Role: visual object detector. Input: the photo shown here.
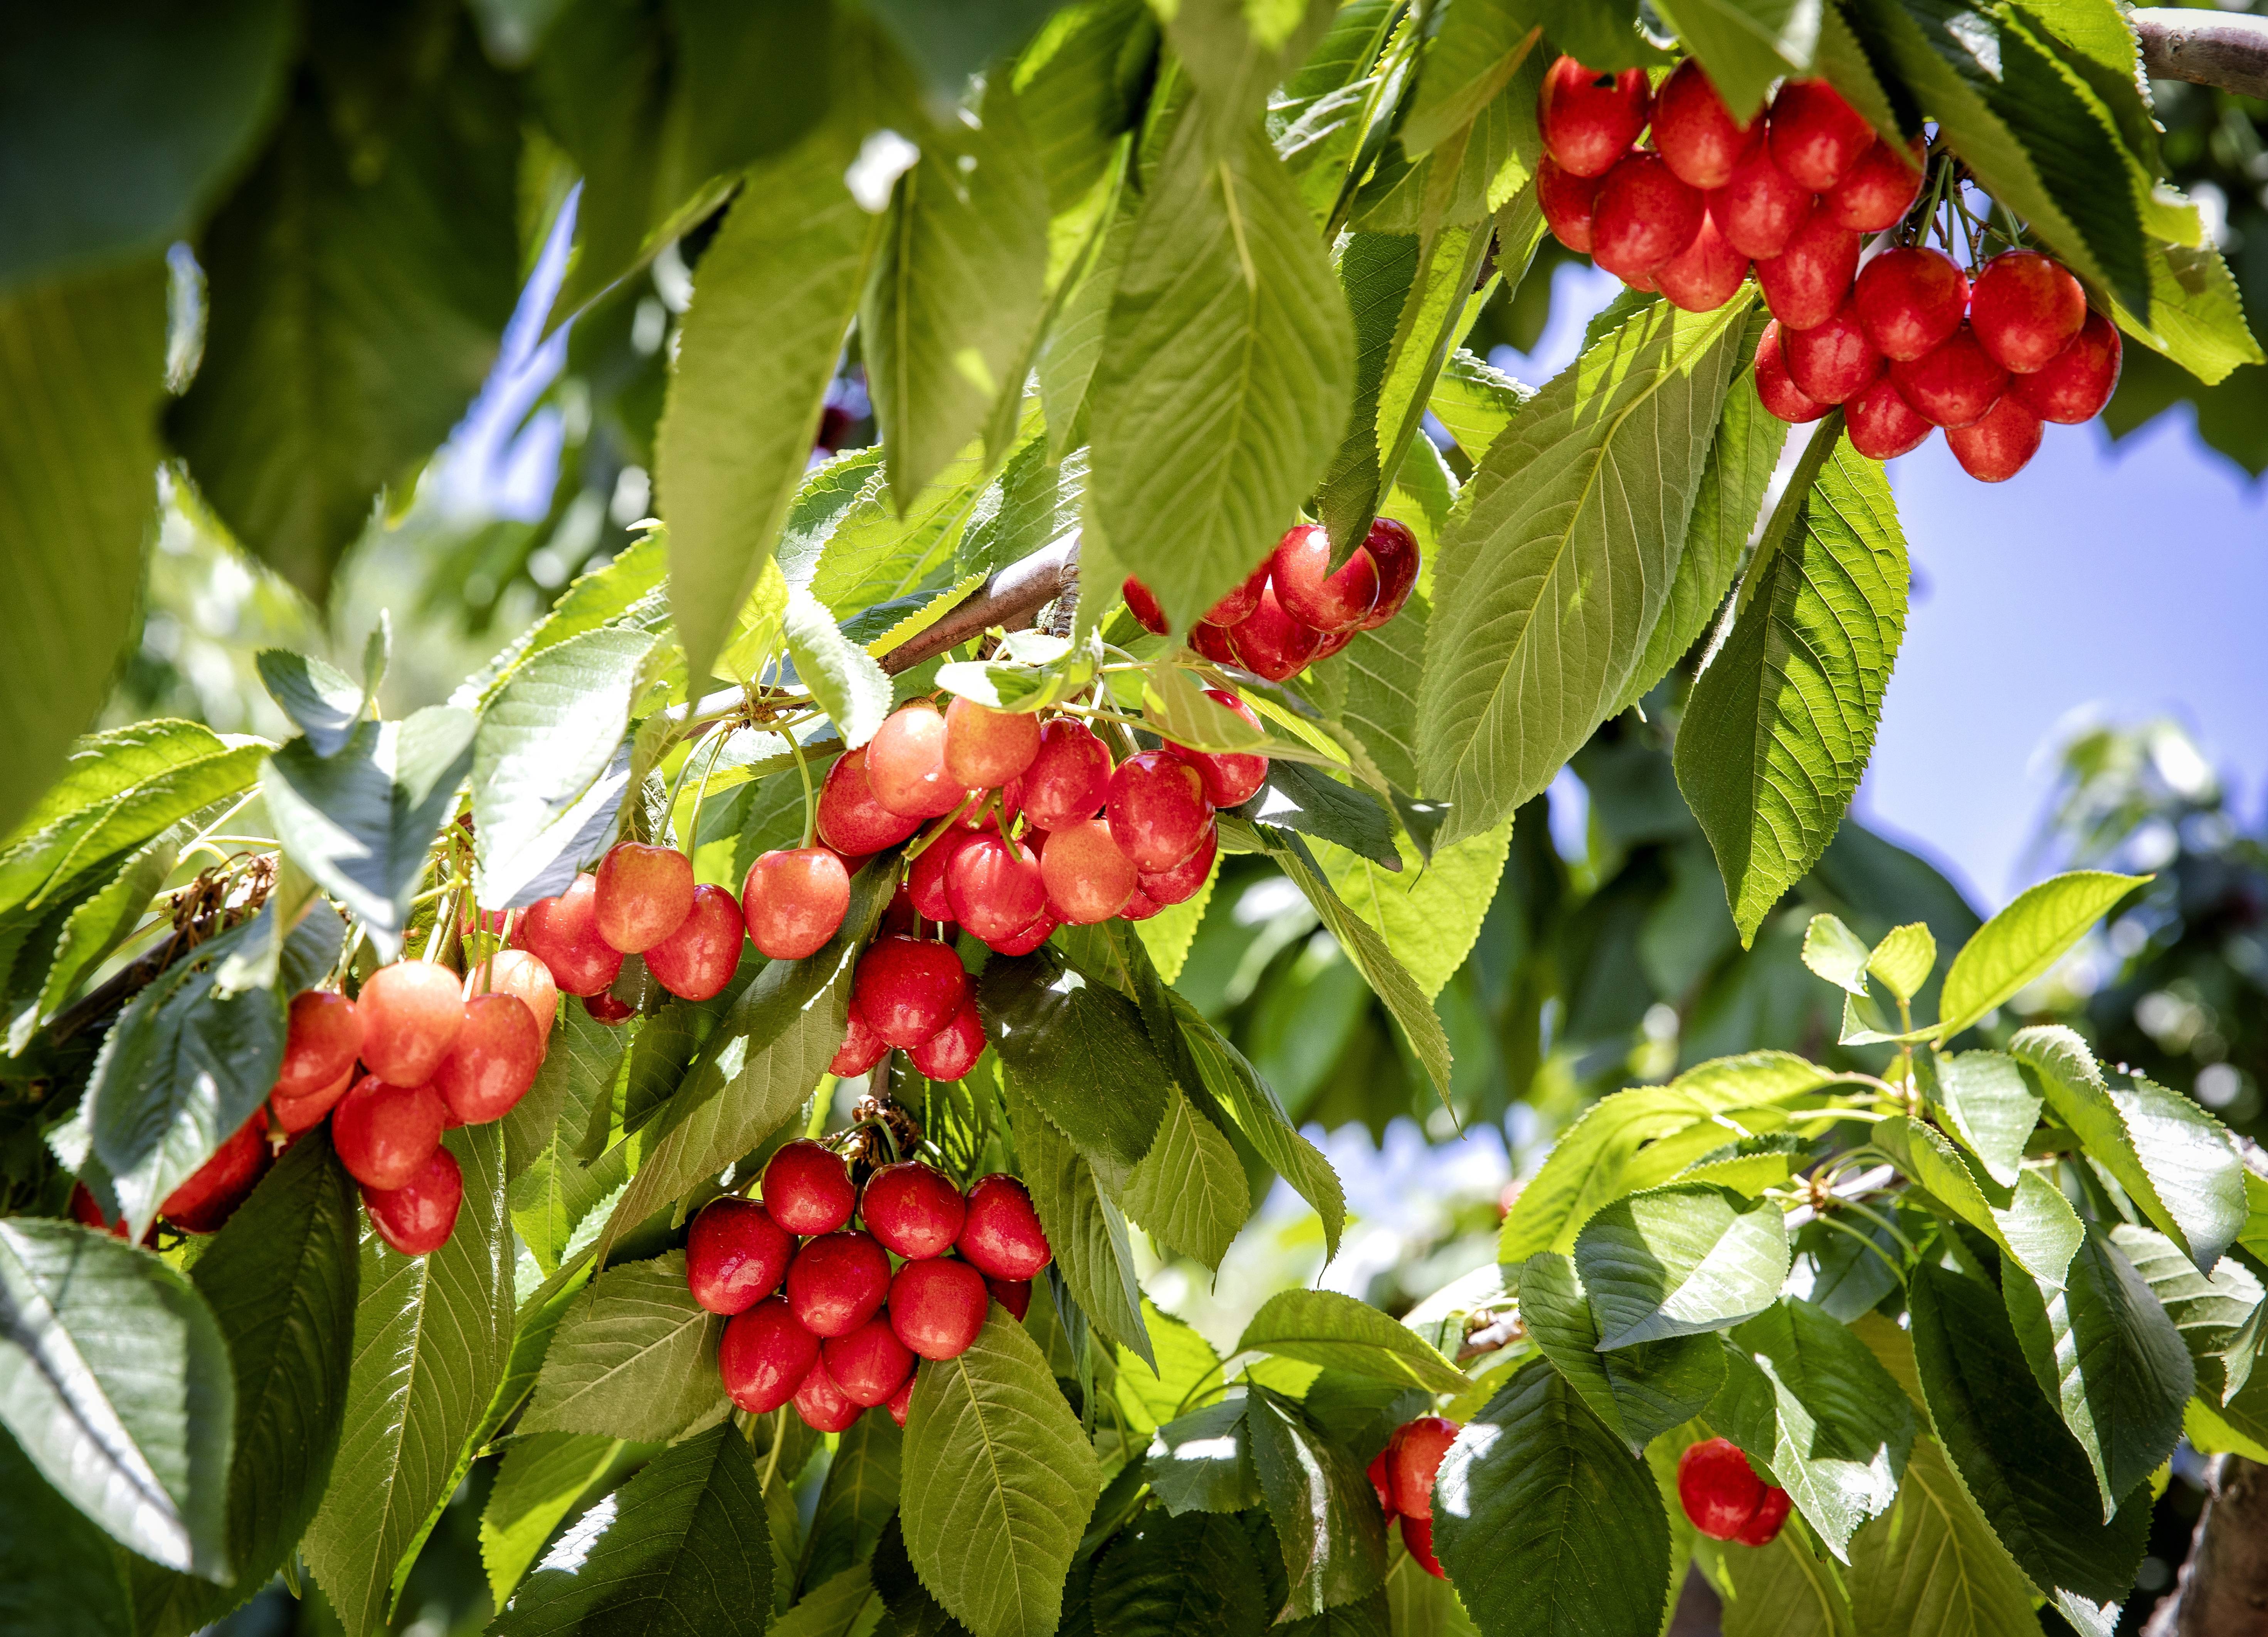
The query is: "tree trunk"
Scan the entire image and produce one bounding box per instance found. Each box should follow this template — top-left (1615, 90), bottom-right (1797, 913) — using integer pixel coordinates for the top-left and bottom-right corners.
top-left (2144, 1455), bottom-right (2268, 1637)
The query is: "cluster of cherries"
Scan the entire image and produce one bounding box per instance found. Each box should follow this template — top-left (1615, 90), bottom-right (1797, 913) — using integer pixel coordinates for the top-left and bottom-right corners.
top-left (1676, 1436), bottom-right (1792, 1546)
top-left (686, 1138), bottom-right (1051, 1431)
top-left (1370, 1413), bottom-right (1460, 1578)
top-left (1121, 517), bottom-right (1421, 682)
top-left (1536, 56), bottom-right (2120, 482)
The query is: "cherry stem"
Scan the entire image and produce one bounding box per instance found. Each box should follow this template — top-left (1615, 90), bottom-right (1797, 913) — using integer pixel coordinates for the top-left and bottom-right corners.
top-left (905, 792), bottom-right (983, 865)
top-left (1812, 1208), bottom-right (1909, 1282)
top-left (785, 724), bottom-right (818, 850)
top-left (683, 725), bottom-right (733, 858)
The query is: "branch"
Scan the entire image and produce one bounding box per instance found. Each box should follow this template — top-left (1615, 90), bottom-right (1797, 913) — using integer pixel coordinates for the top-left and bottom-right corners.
top-left (879, 533), bottom-right (1081, 676)
top-left (2142, 1454), bottom-right (2268, 1636)
top-left (2132, 9), bottom-right (2268, 99)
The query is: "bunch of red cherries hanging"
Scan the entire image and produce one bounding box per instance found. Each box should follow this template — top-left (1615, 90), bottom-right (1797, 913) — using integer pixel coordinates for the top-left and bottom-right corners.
top-left (686, 1137), bottom-right (1052, 1431)
top-left (1537, 55), bottom-right (2121, 482)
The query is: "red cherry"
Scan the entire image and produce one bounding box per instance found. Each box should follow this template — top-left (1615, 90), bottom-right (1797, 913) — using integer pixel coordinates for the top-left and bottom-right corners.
top-left (1188, 620), bottom-right (1240, 667)
top-left (1122, 576), bottom-right (1168, 634)
top-left (824, 1317), bottom-right (916, 1407)
top-left (909, 1001), bottom-right (986, 1081)
top-left (273, 1063), bottom-right (355, 1134)
top-left (957, 1174), bottom-right (1051, 1279)
top-left (431, 992), bottom-right (543, 1125)
top-left (946, 833), bottom-right (1048, 942)
top-left (1538, 156), bottom-right (1604, 253)
top-left (829, 998), bottom-right (889, 1077)
top-left (1678, 1437), bottom-right (1768, 1541)
top-left (1845, 375), bottom-right (1934, 460)
top-left (1710, 145), bottom-right (1813, 260)
top-left (987, 1277), bottom-right (1032, 1321)
top-left (1269, 524), bottom-right (1379, 635)
top-left (861, 1161), bottom-right (967, 1259)
top-left (720, 1296), bottom-right (820, 1414)
top-left (943, 696), bottom-right (1041, 788)
top-left (785, 1230), bottom-right (892, 1337)
top-left (584, 992), bottom-right (635, 1025)
top-left (1592, 152), bottom-right (1706, 282)
top-left (71, 1184), bottom-right (132, 1239)
top-left (274, 991), bottom-right (362, 1100)
top-left (1225, 586), bottom-right (1323, 681)
top-left (1016, 720), bottom-right (1114, 830)
top-left (1735, 1484), bottom-right (1794, 1546)
top-left (852, 935), bottom-right (968, 1047)
top-left (887, 1372), bottom-right (916, 1427)
top-left (1756, 206), bottom-right (1859, 332)
top-left (1821, 136), bottom-right (1922, 232)
top-left (1890, 324), bottom-right (2007, 428)
top-left (1039, 820), bottom-right (1139, 924)
top-left (762, 1138), bottom-right (857, 1235)
top-left (333, 1075), bottom-right (446, 1191)
top-left (907, 830), bottom-right (976, 923)
top-left (795, 1358), bottom-right (866, 1432)
top-left (984, 908), bottom-right (1058, 957)
top-left (1782, 300), bottom-right (1881, 404)
top-left (356, 960), bottom-right (467, 1085)
top-left (889, 1257), bottom-right (990, 1359)
top-left (1107, 751), bottom-right (1212, 873)
top-left (1537, 56), bottom-right (1651, 178)
top-left (817, 745), bottom-right (924, 855)
top-left (361, 1144), bottom-right (462, 1256)
top-left (1767, 79), bottom-right (1873, 190)
top-left (518, 874), bottom-right (625, 998)
top-left (2013, 310), bottom-right (2121, 423)
top-left (1400, 1514), bottom-right (1446, 1578)
top-left (1358, 518), bottom-right (1419, 630)
top-left (1945, 391), bottom-right (2043, 481)
top-left (593, 841), bottom-right (694, 953)
top-left (743, 848), bottom-right (851, 960)
top-left (1853, 246), bottom-right (1969, 361)
top-left (466, 949), bottom-right (558, 1039)
top-left (1969, 250), bottom-right (2087, 373)
top-left (1168, 690), bottom-right (1268, 808)
top-left (160, 1114), bottom-right (271, 1233)
top-left (1388, 1416), bottom-right (1459, 1521)
top-left (1204, 560), bottom-right (1272, 628)
top-left (687, 1196), bottom-right (794, 1314)
top-left (644, 883), bottom-right (745, 1001)
top-left (1368, 1450), bottom-right (1397, 1517)
top-left (1653, 213), bottom-right (1749, 314)
top-left (1137, 823), bottom-right (1217, 908)
top-left (1653, 59), bottom-right (1757, 190)
top-left (868, 703), bottom-right (970, 820)
top-left (1753, 321), bottom-right (1829, 424)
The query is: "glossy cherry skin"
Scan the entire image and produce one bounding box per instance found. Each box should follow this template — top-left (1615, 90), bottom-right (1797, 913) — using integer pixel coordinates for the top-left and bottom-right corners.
top-left (686, 1197), bottom-right (794, 1314)
top-left (785, 1230), bottom-right (892, 1338)
top-left (1853, 246), bottom-right (1970, 361)
top-left (1945, 392), bottom-right (2043, 482)
top-left (987, 1278), bottom-right (1032, 1321)
top-left (817, 745), bottom-right (925, 855)
top-left (1039, 820), bottom-right (1139, 924)
top-left (2013, 310), bottom-right (2120, 423)
top-left (1168, 690), bottom-right (1268, 808)
top-left (1710, 144), bottom-right (1813, 260)
top-left (1359, 518), bottom-right (1420, 629)
top-left (1753, 321), bottom-right (1830, 424)
top-left (943, 695), bottom-right (1041, 788)
top-left (1890, 324), bottom-right (2007, 428)
top-left (1016, 720), bottom-right (1114, 830)
top-left (1970, 250), bottom-right (2088, 373)
top-left (887, 1373), bottom-right (916, 1427)
top-left (946, 833), bottom-right (1049, 943)
top-left (1269, 524), bottom-right (1379, 634)
top-left (825, 1317), bottom-right (916, 1408)
top-left (957, 1174), bottom-right (1051, 1279)
top-left (1204, 560), bottom-right (1272, 628)
top-left (160, 1114), bottom-right (271, 1232)
top-left (273, 1063), bottom-right (355, 1134)
top-left (1844, 375), bottom-right (1934, 460)
top-left (762, 1138), bottom-right (857, 1235)
top-left (1107, 751), bottom-right (1212, 873)
top-left (585, 992), bottom-right (636, 1025)
top-left (744, 848), bottom-right (851, 960)
top-left (1821, 136), bottom-right (1922, 232)
top-left (1756, 207), bottom-right (1860, 332)
top-left (276, 990), bottom-right (362, 1100)
top-left (1188, 619), bottom-right (1240, 668)
top-left (431, 992), bottom-right (544, 1125)
top-left (644, 883), bottom-right (745, 1002)
top-left (468, 948), bottom-right (558, 1039)
top-left (911, 1000), bottom-right (986, 1079)
top-left (1388, 1416), bottom-right (1459, 1521)
top-left (720, 1296), bottom-right (821, 1414)
top-left (1782, 301), bottom-right (1881, 405)
top-left (829, 998), bottom-right (889, 1077)
top-left (1225, 586), bottom-right (1323, 681)
top-left (1735, 1484), bottom-right (1794, 1546)
top-left (1538, 156), bottom-right (1604, 253)
top-left (890, 1257), bottom-right (990, 1360)
top-left (862, 1161), bottom-right (967, 1259)
top-left (1678, 1437), bottom-right (1769, 1541)
top-left (333, 1076), bottom-right (447, 1192)
top-left (1138, 823), bottom-right (1217, 908)
top-left (854, 935), bottom-right (968, 1047)
top-left (867, 702), bottom-right (970, 820)
top-left (1768, 78), bottom-right (1873, 190)
top-left (593, 841), bottom-right (694, 953)
top-left (1369, 1451), bottom-right (1397, 1516)
top-left (794, 1357), bottom-right (865, 1432)
top-left (1592, 153), bottom-right (1706, 281)
top-left (357, 960), bottom-right (467, 1085)
top-left (1122, 576), bottom-right (1168, 634)
top-left (984, 908), bottom-right (1058, 958)
top-left (1653, 59), bottom-right (1756, 190)
top-left (1537, 56), bottom-right (1651, 178)
top-left (518, 874), bottom-right (625, 998)
top-left (1400, 1514), bottom-right (1445, 1578)
top-left (362, 1144), bottom-right (463, 1257)
top-left (1653, 213), bottom-right (1749, 314)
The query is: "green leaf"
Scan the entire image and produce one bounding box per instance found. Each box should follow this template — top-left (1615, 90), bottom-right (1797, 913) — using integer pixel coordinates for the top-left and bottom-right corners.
top-left (902, 1306), bottom-right (1103, 1637)
top-left (1425, 347), bottom-right (1533, 465)
top-left (492, 1424), bottom-right (772, 1635)
top-left (786, 584), bottom-right (895, 749)
top-left (0, 1423), bottom-right (137, 1637)
top-left (2112, 237), bottom-right (2265, 387)
top-left (256, 647), bottom-right (369, 758)
top-left (1145, 1396), bottom-right (1264, 1515)
top-left (1432, 1358), bottom-right (1671, 1637)
top-left (480, 1432), bottom-right (632, 1610)
top-left (2111, 1223), bottom-right (2265, 1403)
top-left (1115, 1299), bottom-right (1225, 1434)
top-left (800, 1409), bottom-right (903, 1593)
top-left (1872, 1114), bottom-right (2083, 1287)
top-left (303, 1124), bottom-right (513, 1637)
top-left (521, 1251), bottom-right (730, 1443)
top-left (1865, 922), bottom-right (1936, 1005)
top-left (1090, 1507), bottom-right (1274, 1637)
top-left (1122, 1083), bottom-right (1251, 1270)
top-left (0, 1218), bottom-right (233, 1578)
top-left (1235, 1289), bottom-right (1468, 1395)
top-left (1404, 0), bottom-right (1542, 155)
top-left (1801, 914), bottom-right (1874, 996)
top-left (1717, 1524), bottom-right (1858, 1637)
top-left (27, 826), bottom-right (183, 1039)
top-left (981, 954), bottom-right (1173, 1181)
top-left (1314, 817), bottom-right (1513, 1002)
top-left (1321, 590), bottom-right (1429, 797)
top-left (1088, 118), bottom-right (1354, 633)
top-left (1519, 1251), bottom-right (1725, 1454)
top-left (1007, 1074), bottom-right (1152, 1366)
top-left (1419, 294), bottom-right (1753, 847)
top-left (1928, 1051), bottom-right (2043, 1189)
top-left (1574, 1182), bottom-right (1790, 1350)
top-left (1844, 1436), bottom-right (2039, 1637)
top-left (777, 1563), bottom-right (884, 1637)
top-left (504, 992), bottom-right (632, 1187)
top-left (1934, 872), bottom-right (2143, 1039)
top-left (1653, 0), bottom-right (1824, 120)
top-left (0, 265), bottom-right (168, 838)
top-left (1246, 1383), bottom-right (1389, 1616)
top-left (1677, 427), bottom-right (1909, 944)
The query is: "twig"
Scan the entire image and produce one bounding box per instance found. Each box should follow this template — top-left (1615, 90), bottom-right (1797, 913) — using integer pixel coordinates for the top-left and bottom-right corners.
top-left (879, 534), bottom-right (1081, 676)
top-left (2132, 9), bottom-right (2268, 99)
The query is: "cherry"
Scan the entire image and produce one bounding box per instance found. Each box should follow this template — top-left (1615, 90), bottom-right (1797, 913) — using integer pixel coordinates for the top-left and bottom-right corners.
top-left (274, 990), bottom-right (361, 1100)
top-left (1782, 300), bottom-right (1881, 405)
top-left (1368, 1451), bottom-right (1396, 1517)
top-left (910, 1000), bottom-right (986, 1080)
top-left (1711, 145), bottom-right (1813, 260)
top-left (862, 1160), bottom-right (967, 1259)
top-left (1735, 1484), bottom-right (1794, 1546)
top-left (868, 703), bottom-right (970, 820)
top-left (1652, 59), bottom-right (1756, 190)
top-left (1755, 206), bottom-right (1860, 332)
top-left (1225, 586), bottom-right (1323, 681)
top-left (1890, 324), bottom-right (2007, 428)
top-left (1387, 1416), bottom-right (1459, 1520)
top-left (1853, 246), bottom-right (1969, 361)
top-left (1168, 692), bottom-right (1268, 807)
top-left (362, 1145), bottom-right (463, 1257)
top-left (1138, 822), bottom-right (1217, 908)
top-left (644, 883), bottom-right (745, 1001)
top-left (794, 1357), bottom-right (866, 1432)
top-left (357, 959), bottom-right (467, 1085)
top-left (333, 1075), bottom-right (447, 1191)
top-left (946, 833), bottom-right (1048, 942)
top-left (1753, 321), bottom-right (1829, 424)
top-left (943, 696), bottom-right (1041, 788)
top-left (987, 1278), bottom-right (1032, 1321)
top-left (907, 830), bottom-right (977, 923)
top-left (1845, 375), bottom-right (1934, 460)
top-left (273, 1063), bottom-right (355, 1134)
top-left (585, 992), bottom-right (636, 1025)
top-left (1538, 156), bottom-right (1604, 253)
top-left (817, 745), bottom-right (924, 855)
top-left (1039, 820), bottom-right (1139, 924)
top-left (1945, 391), bottom-right (2043, 481)
top-left (1592, 153), bottom-right (1706, 282)
top-left (744, 847), bottom-right (851, 960)
top-left (1653, 213), bottom-right (1749, 314)
top-left (1016, 720), bottom-right (1113, 830)
top-left (889, 1257), bottom-right (990, 1359)
top-left (985, 908), bottom-right (1059, 957)
top-left (1400, 1515), bottom-right (1445, 1578)
top-left (1767, 79), bottom-right (1872, 190)
top-left (160, 1114), bottom-right (270, 1232)
top-left (2013, 310), bottom-right (2121, 423)
top-left (1188, 620), bottom-right (1240, 668)
top-left (786, 1230), bottom-right (892, 1337)
top-left (1821, 136), bottom-right (1922, 232)
top-left (1269, 524), bottom-right (1379, 634)
top-left (1536, 56), bottom-right (1650, 178)
top-left (467, 948), bottom-right (559, 1039)
top-left (1359, 518), bottom-right (1420, 629)
top-left (1204, 560), bottom-right (1272, 628)
top-left (593, 841), bottom-right (694, 953)
top-left (1678, 1437), bottom-right (1767, 1541)
top-left (1107, 751), bottom-right (1212, 873)
top-left (956, 1174), bottom-right (1050, 1279)
top-left (762, 1138), bottom-right (857, 1235)
top-left (824, 1316), bottom-right (916, 1407)
top-left (686, 1196), bottom-right (794, 1314)
top-left (887, 1373), bottom-right (915, 1427)
top-left (720, 1296), bottom-right (820, 1414)
top-left (431, 992), bottom-right (543, 1125)
top-left (518, 874), bottom-right (626, 998)
top-left (1123, 576), bottom-right (1168, 634)
top-left (71, 1184), bottom-right (132, 1240)
top-left (829, 999), bottom-right (889, 1077)
top-left (1969, 249), bottom-right (2087, 373)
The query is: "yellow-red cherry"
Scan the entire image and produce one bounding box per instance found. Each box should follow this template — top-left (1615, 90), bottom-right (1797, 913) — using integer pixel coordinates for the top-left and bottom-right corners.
top-left (274, 990), bottom-right (362, 1100)
top-left (518, 874), bottom-right (625, 997)
top-left (333, 1075), bottom-right (447, 1191)
top-left (357, 959), bottom-right (467, 1085)
top-left (431, 992), bottom-right (543, 1125)
top-left (593, 840), bottom-right (694, 953)
top-left (644, 882), bottom-right (745, 1001)
top-left (362, 1145), bottom-right (463, 1256)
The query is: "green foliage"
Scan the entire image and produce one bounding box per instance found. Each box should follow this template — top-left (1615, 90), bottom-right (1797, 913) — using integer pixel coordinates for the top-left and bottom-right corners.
top-left (521, 1250), bottom-right (730, 1443)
